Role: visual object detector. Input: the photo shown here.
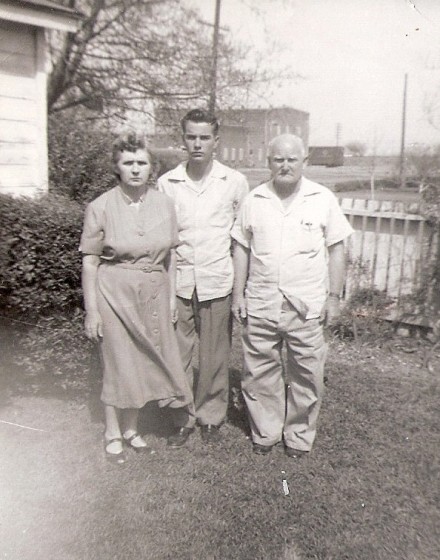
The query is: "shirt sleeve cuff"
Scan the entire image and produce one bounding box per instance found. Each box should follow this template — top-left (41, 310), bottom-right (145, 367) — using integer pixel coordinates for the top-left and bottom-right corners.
top-left (231, 230), bottom-right (250, 248)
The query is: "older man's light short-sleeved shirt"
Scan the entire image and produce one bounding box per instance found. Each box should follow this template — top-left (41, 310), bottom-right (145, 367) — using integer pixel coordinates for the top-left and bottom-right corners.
top-left (158, 160), bottom-right (249, 301)
top-left (231, 178), bottom-right (353, 320)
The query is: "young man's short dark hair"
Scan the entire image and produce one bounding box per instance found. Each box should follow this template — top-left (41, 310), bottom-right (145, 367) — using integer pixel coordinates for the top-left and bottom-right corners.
top-left (181, 109), bottom-right (219, 135)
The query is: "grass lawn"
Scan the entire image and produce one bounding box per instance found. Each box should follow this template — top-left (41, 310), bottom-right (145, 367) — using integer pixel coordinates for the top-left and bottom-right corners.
top-left (1, 326), bottom-right (439, 560)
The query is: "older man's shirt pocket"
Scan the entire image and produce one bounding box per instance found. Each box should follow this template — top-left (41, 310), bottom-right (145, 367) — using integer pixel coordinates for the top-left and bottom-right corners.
top-left (297, 219), bottom-right (323, 254)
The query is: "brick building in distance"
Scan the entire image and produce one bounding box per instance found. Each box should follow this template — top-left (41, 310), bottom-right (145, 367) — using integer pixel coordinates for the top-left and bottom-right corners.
top-left (217, 107), bottom-right (309, 168)
top-left (153, 106), bottom-right (309, 169)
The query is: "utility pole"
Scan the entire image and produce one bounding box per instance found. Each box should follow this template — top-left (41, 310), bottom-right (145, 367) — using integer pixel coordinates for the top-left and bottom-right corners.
top-left (208, 0), bottom-right (222, 114)
top-left (370, 127), bottom-right (378, 201)
top-left (399, 73), bottom-right (408, 189)
top-left (336, 122), bottom-right (342, 146)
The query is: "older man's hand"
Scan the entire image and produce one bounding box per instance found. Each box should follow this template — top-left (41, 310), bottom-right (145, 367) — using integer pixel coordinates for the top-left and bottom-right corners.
top-left (324, 294), bottom-right (342, 326)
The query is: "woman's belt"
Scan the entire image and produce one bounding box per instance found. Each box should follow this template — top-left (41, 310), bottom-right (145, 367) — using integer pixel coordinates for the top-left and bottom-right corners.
top-left (101, 262), bottom-right (164, 273)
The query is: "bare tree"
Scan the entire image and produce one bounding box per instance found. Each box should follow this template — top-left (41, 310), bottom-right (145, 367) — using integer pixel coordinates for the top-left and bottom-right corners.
top-left (406, 143), bottom-right (440, 187)
top-left (424, 89), bottom-right (440, 131)
top-left (422, 49), bottom-right (440, 131)
top-left (345, 141), bottom-right (367, 157)
top-left (47, 0), bottom-right (296, 119)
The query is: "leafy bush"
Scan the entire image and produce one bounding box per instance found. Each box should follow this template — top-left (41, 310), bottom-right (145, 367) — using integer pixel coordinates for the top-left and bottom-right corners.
top-left (332, 288), bottom-right (395, 343)
top-left (0, 193), bottom-right (84, 318)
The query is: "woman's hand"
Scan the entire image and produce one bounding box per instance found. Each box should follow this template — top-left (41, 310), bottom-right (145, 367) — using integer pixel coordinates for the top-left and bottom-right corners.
top-left (166, 249), bottom-right (178, 325)
top-left (82, 255), bottom-right (102, 342)
top-left (85, 311), bottom-right (103, 342)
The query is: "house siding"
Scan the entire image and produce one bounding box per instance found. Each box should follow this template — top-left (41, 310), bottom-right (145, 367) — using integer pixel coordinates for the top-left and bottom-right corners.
top-left (0, 20), bottom-right (47, 195)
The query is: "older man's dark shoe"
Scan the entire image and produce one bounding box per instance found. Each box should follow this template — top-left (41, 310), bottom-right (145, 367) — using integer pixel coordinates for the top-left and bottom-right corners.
top-left (167, 427), bottom-right (194, 448)
top-left (200, 424), bottom-right (221, 444)
top-left (285, 447), bottom-right (308, 459)
top-left (252, 443), bottom-right (273, 455)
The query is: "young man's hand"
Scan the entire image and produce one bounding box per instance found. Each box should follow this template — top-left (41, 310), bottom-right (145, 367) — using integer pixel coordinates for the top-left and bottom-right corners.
top-left (232, 296), bottom-right (247, 324)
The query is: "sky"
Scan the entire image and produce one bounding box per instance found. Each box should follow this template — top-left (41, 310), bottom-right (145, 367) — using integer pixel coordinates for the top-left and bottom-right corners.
top-left (184, 0), bottom-right (440, 154)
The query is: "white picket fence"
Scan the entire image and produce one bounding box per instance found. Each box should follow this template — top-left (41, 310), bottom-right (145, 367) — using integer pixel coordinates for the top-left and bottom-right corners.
top-left (339, 198), bottom-right (439, 314)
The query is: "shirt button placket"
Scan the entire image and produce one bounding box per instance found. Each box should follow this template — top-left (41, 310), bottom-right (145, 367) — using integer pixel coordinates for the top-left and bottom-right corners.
top-left (151, 304), bottom-right (161, 351)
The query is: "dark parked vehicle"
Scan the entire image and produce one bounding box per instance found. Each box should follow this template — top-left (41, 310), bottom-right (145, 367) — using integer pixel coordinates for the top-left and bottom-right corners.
top-left (308, 146), bottom-right (344, 167)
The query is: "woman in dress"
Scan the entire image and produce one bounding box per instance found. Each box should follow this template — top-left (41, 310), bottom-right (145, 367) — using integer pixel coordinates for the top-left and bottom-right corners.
top-left (81, 130), bottom-right (194, 463)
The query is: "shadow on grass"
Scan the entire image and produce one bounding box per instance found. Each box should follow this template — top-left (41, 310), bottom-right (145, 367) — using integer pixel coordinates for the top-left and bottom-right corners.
top-left (1, 317), bottom-right (250, 440)
top-left (138, 366), bottom-right (251, 439)
top-left (227, 366), bottom-right (250, 436)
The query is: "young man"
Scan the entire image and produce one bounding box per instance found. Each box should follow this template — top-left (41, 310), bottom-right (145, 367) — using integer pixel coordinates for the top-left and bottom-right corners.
top-left (158, 109), bottom-right (249, 446)
top-left (232, 134), bottom-right (353, 458)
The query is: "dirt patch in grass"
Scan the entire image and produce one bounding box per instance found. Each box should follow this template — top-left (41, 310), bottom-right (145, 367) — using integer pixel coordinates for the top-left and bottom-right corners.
top-left (0, 331), bottom-right (439, 560)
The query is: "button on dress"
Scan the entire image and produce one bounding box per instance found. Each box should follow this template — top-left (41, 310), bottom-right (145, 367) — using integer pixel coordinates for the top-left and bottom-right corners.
top-left (80, 186), bottom-right (192, 410)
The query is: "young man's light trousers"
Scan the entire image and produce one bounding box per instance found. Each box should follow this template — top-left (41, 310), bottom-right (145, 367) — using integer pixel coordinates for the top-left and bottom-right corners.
top-left (176, 291), bottom-right (231, 426)
top-left (242, 300), bottom-right (327, 451)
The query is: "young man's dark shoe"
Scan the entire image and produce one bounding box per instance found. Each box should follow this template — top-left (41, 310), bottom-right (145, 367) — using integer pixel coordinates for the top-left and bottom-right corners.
top-left (200, 424), bottom-right (221, 444)
top-left (167, 427), bottom-right (194, 448)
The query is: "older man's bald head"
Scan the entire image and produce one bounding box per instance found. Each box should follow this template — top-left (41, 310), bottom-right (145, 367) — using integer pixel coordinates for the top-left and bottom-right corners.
top-left (267, 134), bottom-right (306, 195)
top-left (268, 134), bottom-right (306, 159)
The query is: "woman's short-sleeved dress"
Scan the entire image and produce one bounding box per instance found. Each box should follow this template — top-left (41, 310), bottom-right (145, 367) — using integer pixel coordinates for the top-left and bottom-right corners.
top-left (80, 186), bottom-right (192, 409)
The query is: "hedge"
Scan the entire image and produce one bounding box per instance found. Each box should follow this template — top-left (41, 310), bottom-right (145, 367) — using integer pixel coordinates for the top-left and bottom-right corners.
top-left (0, 193), bottom-right (84, 319)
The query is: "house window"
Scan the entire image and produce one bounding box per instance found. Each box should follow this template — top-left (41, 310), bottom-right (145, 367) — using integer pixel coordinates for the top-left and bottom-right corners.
top-left (231, 148), bottom-right (236, 161)
top-left (223, 147), bottom-right (228, 161)
top-left (285, 124), bottom-right (290, 133)
top-left (238, 148), bottom-right (244, 161)
top-left (295, 126), bottom-right (302, 136)
top-left (258, 148), bottom-right (263, 162)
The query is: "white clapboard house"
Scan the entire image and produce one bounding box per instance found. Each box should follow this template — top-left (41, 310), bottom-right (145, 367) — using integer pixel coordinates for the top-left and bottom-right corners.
top-left (0, 0), bottom-right (80, 196)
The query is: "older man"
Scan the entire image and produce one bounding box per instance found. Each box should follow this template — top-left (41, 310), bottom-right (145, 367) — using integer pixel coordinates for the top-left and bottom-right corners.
top-left (232, 134), bottom-right (353, 457)
top-left (158, 109), bottom-right (249, 446)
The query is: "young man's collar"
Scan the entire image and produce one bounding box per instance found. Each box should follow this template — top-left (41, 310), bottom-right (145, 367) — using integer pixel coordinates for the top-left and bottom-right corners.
top-left (167, 160), bottom-right (227, 182)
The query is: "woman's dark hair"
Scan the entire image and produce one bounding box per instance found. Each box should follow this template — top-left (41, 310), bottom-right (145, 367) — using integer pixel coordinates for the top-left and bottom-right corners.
top-left (112, 129), bottom-right (152, 166)
top-left (112, 129), bottom-right (160, 182)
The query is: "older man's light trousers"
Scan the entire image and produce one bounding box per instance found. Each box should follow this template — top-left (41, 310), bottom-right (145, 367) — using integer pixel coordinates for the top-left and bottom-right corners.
top-left (242, 301), bottom-right (327, 451)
